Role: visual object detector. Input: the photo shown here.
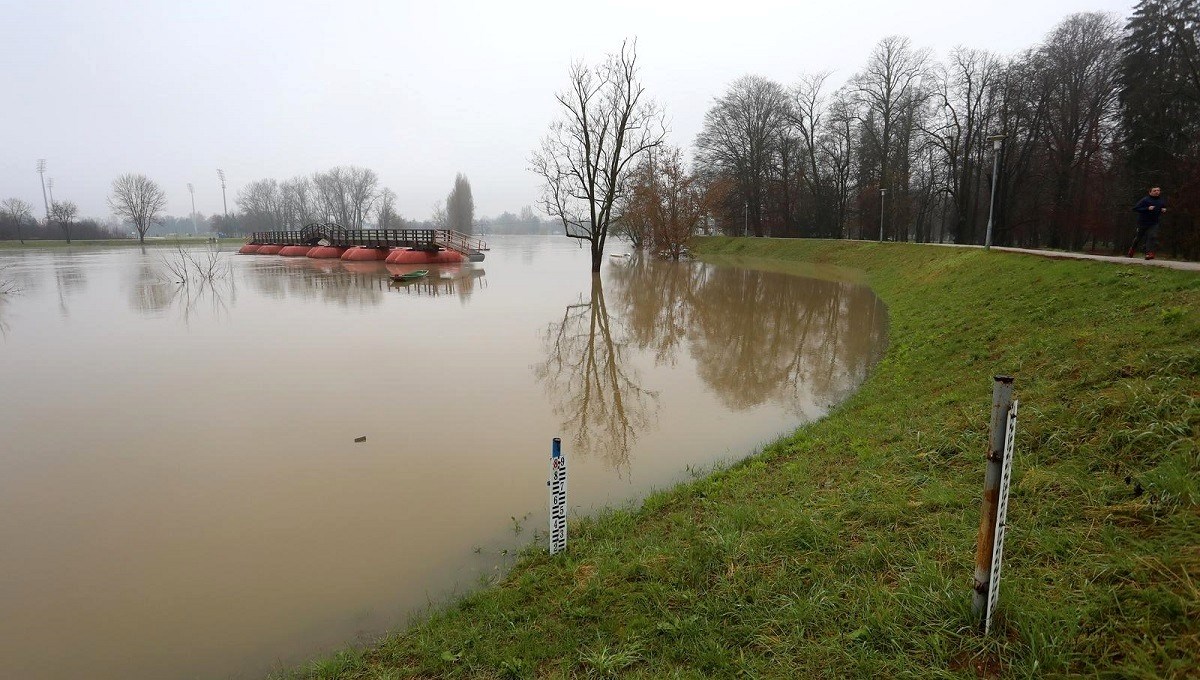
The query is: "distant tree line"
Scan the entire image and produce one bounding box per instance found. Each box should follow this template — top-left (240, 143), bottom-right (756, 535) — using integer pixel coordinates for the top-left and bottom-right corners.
top-left (690, 4), bottom-right (1199, 258)
top-left (476, 206), bottom-right (559, 235)
top-left (1, 197), bottom-right (122, 242)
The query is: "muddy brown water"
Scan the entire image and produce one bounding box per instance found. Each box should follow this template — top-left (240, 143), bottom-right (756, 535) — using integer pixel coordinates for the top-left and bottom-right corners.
top-left (0, 236), bottom-right (886, 679)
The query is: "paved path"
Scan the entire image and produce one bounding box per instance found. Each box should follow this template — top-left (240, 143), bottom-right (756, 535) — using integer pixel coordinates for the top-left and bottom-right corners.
top-left (988, 245), bottom-right (1195, 272)
top-left (938, 243), bottom-right (1200, 272)
top-left (817, 238), bottom-right (1200, 271)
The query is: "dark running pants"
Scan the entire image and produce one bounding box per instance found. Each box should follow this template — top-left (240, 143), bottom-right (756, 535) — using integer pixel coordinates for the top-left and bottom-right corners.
top-left (1130, 223), bottom-right (1159, 254)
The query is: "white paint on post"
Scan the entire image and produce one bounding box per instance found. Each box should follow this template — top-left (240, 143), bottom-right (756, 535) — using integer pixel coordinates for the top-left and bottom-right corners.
top-left (549, 438), bottom-right (567, 555)
top-left (985, 400), bottom-right (1018, 635)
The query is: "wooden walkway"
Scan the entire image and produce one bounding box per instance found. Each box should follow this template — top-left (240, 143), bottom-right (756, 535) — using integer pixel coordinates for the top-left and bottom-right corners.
top-left (250, 224), bottom-right (488, 262)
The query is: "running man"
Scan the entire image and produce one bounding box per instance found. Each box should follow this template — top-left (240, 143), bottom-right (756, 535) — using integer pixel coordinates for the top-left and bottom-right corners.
top-left (1128, 186), bottom-right (1166, 260)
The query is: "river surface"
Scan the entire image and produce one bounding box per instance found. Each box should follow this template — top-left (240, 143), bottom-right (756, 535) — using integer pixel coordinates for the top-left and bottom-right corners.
top-left (0, 236), bottom-right (886, 679)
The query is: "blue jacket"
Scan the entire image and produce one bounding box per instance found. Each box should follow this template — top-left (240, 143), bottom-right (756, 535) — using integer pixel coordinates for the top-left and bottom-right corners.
top-left (1133, 195), bottom-right (1165, 226)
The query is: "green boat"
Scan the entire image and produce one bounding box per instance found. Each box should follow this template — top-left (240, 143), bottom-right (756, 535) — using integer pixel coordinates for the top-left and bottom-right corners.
top-left (391, 270), bottom-right (429, 282)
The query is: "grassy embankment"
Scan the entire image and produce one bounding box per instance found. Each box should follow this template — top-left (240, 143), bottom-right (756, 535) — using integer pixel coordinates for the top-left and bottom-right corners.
top-left (290, 238), bottom-right (1198, 679)
top-left (0, 237), bottom-right (244, 249)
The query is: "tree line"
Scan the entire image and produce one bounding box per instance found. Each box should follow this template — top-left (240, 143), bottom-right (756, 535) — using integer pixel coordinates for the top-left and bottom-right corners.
top-left (1, 168), bottom-right (482, 242)
top-left (692, 4), bottom-right (1199, 257)
top-left (535, 3), bottom-right (1198, 266)
top-left (232, 167), bottom-right (475, 235)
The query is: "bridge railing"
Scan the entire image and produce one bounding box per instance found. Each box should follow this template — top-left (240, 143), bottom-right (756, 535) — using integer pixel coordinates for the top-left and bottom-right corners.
top-left (250, 228), bottom-right (439, 248)
top-left (435, 230), bottom-right (489, 253)
top-left (340, 229), bottom-right (437, 247)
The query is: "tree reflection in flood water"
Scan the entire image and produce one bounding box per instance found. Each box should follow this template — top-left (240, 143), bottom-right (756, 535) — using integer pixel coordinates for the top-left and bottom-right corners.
top-left (539, 258), bottom-right (887, 470)
top-left (534, 276), bottom-right (659, 475)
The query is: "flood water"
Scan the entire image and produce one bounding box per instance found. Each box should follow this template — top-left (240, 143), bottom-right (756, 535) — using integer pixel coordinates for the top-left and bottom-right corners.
top-left (0, 236), bottom-right (886, 679)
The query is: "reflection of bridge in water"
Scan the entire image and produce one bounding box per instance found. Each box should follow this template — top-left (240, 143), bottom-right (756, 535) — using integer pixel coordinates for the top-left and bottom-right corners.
top-left (245, 224), bottom-right (488, 262)
top-left (244, 257), bottom-right (487, 305)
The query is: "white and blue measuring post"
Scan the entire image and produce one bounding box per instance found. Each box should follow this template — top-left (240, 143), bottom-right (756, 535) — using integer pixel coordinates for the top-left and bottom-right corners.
top-left (549, 438), bottom-right (568, 555)
top-left (985, 399), bottom-right (1019, 635)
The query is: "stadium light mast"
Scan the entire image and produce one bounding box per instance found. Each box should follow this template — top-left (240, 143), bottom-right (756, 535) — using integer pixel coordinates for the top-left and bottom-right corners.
top-left (187, 183), bottom-right (197, 234)
top-left (47, 177), bottom-right (55, 204)
top-left (36, 159), bottom-right (49, 223)
top-left (216, 169), bottom-right (228, 217)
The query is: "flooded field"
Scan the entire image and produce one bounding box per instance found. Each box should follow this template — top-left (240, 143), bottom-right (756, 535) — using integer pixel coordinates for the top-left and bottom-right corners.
top-left (0, 236), bottom-right (886, 679)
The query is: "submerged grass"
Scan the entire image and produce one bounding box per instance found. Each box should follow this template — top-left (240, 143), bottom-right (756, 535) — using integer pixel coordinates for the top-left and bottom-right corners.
top-left (283, 238), bottom-right (1199, 679)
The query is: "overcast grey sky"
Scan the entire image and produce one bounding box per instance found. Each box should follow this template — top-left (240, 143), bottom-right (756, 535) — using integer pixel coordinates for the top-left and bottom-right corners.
top-left (1, 0), bottom-right (1133, 222)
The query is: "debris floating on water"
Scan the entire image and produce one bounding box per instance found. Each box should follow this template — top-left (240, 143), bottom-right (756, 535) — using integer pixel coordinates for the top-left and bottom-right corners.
top-left (354, 436), bottom-right (366, 443)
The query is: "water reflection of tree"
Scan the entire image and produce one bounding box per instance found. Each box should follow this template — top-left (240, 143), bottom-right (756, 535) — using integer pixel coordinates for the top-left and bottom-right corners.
top-left (0, 259), bottom-right (39, 337)
top-left (533, 276), bottom-right (659, 475)
top-left (610, 260), bottom-right (887, 417)
top-left (127, 260), bottom-right (235, 325)
top-left (607, 258), bottom-right (707, 367)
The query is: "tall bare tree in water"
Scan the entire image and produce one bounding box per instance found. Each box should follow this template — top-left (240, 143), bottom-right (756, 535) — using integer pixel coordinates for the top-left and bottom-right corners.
top-left (445, 174), bottom-right (474, 234)
top-left (622, 146), bottom-right (706, 259)
top-left (532, 40), bottom-right (666, 272)
top-left (109, 174), bottom-right (168, 244)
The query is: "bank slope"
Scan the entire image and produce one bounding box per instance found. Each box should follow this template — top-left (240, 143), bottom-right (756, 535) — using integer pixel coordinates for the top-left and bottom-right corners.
top-left (294, 238), bottom-right (1199, 679)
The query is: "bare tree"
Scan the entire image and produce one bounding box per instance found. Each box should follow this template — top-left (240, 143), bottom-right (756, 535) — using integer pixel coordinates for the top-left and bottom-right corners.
top-left (312, 166), bottom-right (378, 229)
top-left (1037, 12), bottom-right (1123, 249)
top-left (923, 47), bottom-right (1003, 243)
top-left (531, 40), bottom-right (666, 272)
top-left (695, 75), bottom-right (790, 237)
top-left (430, 200), bottom-right (448, 228)
top-left (821, 89), bottom-right (857, 237)
top-left (49, 200), bottom-right (78, 243)
top-left (280, 176), bottom-right (315, 228)
top-left (237, 178), bottom-right (283, 231)
top-left (2, 198), bottom-right (33, 243)
top-left (376, 188), bottom-right (399, 229)
top-left (852, 36), bottom-right (931, 240)
top-left (108, 174), bottom-right (168, 244)
top-left (445, 173), bottom-right (475, 234)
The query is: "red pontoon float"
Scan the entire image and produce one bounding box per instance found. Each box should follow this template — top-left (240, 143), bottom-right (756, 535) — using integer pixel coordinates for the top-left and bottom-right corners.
top-left (385, 248), bottom-right (463, 264)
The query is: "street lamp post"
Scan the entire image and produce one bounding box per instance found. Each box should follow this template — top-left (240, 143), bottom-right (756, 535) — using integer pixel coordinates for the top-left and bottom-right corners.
top-left (879, 188), bottom-right (887, 242)
top-left (984, 134), bottom-right (1006, 251)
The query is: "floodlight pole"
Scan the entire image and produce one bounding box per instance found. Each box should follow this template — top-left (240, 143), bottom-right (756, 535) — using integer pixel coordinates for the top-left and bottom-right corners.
top-left (216, 169), bottom-right (228, 217)
top-left (187, 183), bottom-right (197, 234)
top-left (37, 159), bottom-right (49, 223)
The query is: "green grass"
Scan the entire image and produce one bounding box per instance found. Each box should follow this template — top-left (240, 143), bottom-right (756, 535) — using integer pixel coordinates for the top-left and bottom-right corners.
top-left (278, 238), bottom-right (1199, 679)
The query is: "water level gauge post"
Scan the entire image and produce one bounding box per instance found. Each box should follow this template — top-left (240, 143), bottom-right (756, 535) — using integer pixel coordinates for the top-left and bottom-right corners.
top-left (549, 438), bottom-right (568, 555)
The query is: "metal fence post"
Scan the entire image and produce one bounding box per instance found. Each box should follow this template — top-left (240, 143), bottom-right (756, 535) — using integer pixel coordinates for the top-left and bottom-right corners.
top-left (973, 376), bottom-right (1014, 621)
